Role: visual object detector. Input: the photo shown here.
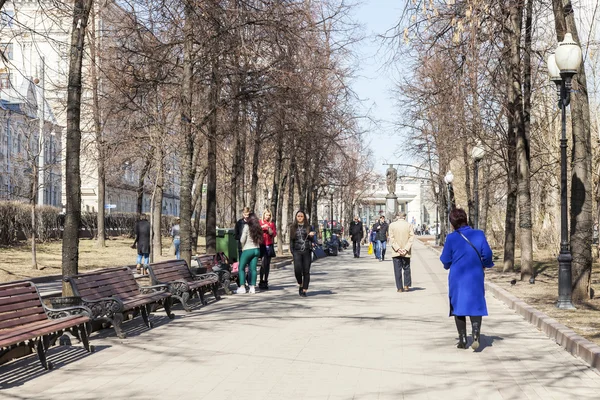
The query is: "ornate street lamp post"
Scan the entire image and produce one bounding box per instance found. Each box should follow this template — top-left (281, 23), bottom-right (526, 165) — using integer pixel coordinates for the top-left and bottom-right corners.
top-left (471, 142), bottom-right (485, 230)
top-left (444, 171), bottom-right (455, 226)
top-left (547, 32), bottom-right (582, 310)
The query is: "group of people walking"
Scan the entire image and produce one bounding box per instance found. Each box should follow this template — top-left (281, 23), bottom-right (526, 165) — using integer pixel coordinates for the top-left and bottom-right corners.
top-left (133, 204), bottom-right (495, 352)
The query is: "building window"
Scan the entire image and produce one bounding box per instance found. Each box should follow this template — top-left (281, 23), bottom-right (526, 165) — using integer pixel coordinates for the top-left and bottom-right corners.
top-left (0, 11), bottom-right (14, 28)
top-left (0, 43), bottom-right (13, 60)
top-left (0, 71), bottom-right (10, 89)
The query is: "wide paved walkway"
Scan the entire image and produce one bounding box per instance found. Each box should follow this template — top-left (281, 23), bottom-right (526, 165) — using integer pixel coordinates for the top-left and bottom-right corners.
top-left (2, 242), bottom-right (600, 399)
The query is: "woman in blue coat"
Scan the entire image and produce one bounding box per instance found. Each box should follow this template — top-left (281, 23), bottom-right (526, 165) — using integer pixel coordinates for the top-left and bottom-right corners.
top-left (440, 208), bottom-right (494, 350)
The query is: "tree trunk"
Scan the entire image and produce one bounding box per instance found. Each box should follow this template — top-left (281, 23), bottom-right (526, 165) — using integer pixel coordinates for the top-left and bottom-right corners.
top-left (480, 161), bottom-right (490, 235)
top-left (136, 156), bottom-right (151, 215)
top-left (286, 160), bottom-right (296, 247)
top-left (552, 0), bottom-right (593, 301)
top-left (152, 147), bottom-right (164, 259)
top-left (519, 0), bottom-right (534, 281)
top-left (205, 57), bottom-right (220, 255)
top-left (31, 202), bottom-right (38, 269)
top-left (271, 126), bottom-right (283, 222)
top-left (276, 174), bottom-right (287, 256)
top-left (463, 143), bottom-right (474, 227)
top-left (90, 7), bottom-right (105, 247)
top-left (62, 0), bottom-right (93, 295)
top-left (179, 0), bottom-right (195, 266)
top-left (230, 94), bottom-right (240, 225)
top-left (502, 3), bottom-right (521, 273)
top-left (249, 108), bottom-right (262, 211)
top-left (192, 169), bottom-right (207, 254)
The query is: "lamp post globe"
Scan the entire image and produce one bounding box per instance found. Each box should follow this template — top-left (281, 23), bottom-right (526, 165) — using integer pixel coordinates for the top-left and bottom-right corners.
top-left (555, 33), bottom-right (582, 75)
top-left (444, 171), bottom-right (454, 184)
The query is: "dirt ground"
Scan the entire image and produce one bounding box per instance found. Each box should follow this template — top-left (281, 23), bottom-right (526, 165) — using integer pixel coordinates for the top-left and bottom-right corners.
top-left (0, 237), bottom-right (206, 283)
top-left (420, 237), bottom-right (600, 348)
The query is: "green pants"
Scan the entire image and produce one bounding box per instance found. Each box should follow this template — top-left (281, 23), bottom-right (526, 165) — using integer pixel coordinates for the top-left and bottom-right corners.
top-left (238, 248), bottom-right (260, 286)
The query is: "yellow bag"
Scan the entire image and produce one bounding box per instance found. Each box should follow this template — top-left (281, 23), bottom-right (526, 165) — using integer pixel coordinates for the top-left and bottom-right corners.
top-left (368, 243), bottom-right (373, 255)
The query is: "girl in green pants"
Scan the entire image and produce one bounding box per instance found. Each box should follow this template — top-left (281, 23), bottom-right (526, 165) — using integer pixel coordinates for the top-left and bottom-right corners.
top-left (236, 213), bottom-right (264, 294)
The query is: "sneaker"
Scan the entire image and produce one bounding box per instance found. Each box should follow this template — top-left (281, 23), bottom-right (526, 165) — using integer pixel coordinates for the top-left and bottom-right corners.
top-left (249, 285), bottom-right (256, 294)
top-left (236, 286), bottom-right (247, 294)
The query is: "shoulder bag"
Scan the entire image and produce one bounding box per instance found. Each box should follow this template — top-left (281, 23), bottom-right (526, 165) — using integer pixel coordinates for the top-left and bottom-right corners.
top-left (458, 232), bottom-right (485, 267)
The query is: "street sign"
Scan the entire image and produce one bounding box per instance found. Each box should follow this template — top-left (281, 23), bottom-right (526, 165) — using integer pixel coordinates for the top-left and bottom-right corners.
top-left (105, 204), bottom-right (117, 209)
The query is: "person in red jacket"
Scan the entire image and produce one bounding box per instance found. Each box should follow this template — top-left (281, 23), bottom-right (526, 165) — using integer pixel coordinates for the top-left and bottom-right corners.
top-left (259, 209), bottom-right (277, 290)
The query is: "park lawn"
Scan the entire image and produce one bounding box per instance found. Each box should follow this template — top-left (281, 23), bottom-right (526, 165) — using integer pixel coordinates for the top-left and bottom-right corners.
top-left (485, 252), bottom-right (600, 348)
top-left (0, 236), bottom-right (206, 283)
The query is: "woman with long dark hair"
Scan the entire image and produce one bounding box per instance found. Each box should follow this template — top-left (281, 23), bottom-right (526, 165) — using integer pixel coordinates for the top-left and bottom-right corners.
top-left (289, 210), bottom-right (316, 297)
top-left (440, 208), bottom-right (494, 350)
top-left (236, 213), bottom-right (263, 294)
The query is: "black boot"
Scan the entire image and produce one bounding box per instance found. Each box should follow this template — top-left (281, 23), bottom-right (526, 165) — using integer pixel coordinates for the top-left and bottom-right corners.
top-left (471, 321), bottom-right (481, 350)
top-left (454, 316), bottom-right (468, 349)
top-left (457, 332), bottom-right (468, 349)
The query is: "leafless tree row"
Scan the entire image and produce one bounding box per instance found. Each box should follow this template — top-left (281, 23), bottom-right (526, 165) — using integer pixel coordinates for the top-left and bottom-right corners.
top-left (389, 0), bottom-right (598, 302)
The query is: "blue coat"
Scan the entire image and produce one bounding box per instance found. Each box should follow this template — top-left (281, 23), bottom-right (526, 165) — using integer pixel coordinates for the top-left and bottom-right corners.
top-left (440, 226), bottom-right (494, 316)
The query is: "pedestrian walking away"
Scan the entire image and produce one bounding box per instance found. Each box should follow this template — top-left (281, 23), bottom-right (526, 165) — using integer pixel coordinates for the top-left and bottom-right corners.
top-left (171, 217), bottom-right (181, 260)
top-left (236, 213), bottom-right (263, 294)
top-left (388, 212), bottom-right (414, 292)
top-left (290, 210), bottom-right (316, 297)
top-left (132, 214), bottom-right (151, 275)
top-left (369, 229), bottom-right (377, 258)
top-left (259, 210), bottom-right (277, 290)
top-left (440, 208), bottom-right (494, 350)
top-left (349, 216), bottom-right (364, 258)
top-left (372, 216), bottom-right (389, 261)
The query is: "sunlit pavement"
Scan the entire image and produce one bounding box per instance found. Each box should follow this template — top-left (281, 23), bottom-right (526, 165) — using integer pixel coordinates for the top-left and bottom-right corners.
top-left (2, 241), bottom-right (600, 399)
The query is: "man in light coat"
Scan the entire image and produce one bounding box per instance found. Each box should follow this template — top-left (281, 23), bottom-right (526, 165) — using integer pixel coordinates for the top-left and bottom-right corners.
top-left (388, 212), bottom-right (415, 292)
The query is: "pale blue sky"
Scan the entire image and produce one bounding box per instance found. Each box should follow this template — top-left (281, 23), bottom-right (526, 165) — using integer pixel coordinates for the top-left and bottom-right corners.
top-left (349, 0), bottom-right (407, 175)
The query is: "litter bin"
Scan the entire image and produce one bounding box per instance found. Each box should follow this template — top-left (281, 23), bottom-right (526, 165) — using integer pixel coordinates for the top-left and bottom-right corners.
top-left (216, 228), bottom-right (238, 262)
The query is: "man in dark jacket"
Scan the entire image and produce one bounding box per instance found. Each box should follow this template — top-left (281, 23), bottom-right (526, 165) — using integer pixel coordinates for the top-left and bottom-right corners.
top-left (132, 214), bottom-right (151, 274)
top-left (373, 215), bottom-right (389, 261)
top-left (234, 207), bottom-right (251, 261)
top-left (349, 216), bottom-right (364, 258)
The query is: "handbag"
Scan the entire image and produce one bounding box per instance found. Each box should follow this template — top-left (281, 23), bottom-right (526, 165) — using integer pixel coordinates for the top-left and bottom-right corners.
top-left (311, 243), bottom-right (326, 259)
top-left (268, 245), bottom-right (276, 258)
top-left (367, 243), bottom-right (373, 255)
top-left (458, 232), bottom-right (485, 267)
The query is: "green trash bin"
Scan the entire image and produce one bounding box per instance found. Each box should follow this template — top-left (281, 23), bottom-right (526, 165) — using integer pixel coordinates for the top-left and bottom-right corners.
top-left (216, 228), bottom-right (238, 262)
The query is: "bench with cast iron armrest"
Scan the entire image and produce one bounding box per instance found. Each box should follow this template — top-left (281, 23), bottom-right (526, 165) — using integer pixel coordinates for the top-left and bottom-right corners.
top-left (65, 266), bottom-right (173, 339)
top-left (147, 260), bottom-right (220, 312)
top-left (0, 281), bottom-right (93, 370)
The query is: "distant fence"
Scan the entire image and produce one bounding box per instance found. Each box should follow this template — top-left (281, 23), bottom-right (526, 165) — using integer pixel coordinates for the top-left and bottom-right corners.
top-left (0, 202), bottom-right (181, 246)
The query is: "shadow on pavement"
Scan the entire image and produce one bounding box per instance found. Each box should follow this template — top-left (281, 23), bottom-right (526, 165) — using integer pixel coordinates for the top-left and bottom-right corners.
top-left (0, 345), bottom-right (109, 389)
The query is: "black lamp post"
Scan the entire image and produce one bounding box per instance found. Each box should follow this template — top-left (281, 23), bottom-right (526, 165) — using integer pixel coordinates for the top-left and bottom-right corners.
top-left (471, 142), bottom-right (485, 230)
top-left (444, 171), bottom-right (455, 225)
top-left (329, 187), bottom-right (335, 229)
top-left (433, 185), bottom-right (439, 245)
top-left (548, 32), bottom-right (582, 310)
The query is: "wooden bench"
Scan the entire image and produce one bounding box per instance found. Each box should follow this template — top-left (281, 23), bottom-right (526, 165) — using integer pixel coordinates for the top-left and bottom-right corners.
top-left (65, 267), bottom-right (174, 339)
top-left (147, 260), bottom-right (220, 312)
top-left (194, 254), bottom-right (238, 295)
top-left (0, 281), bottom-right (93, 370)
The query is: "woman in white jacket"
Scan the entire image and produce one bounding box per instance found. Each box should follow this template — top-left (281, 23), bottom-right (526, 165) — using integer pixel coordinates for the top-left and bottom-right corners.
top-left (237, 213), bottom-right (263, 294)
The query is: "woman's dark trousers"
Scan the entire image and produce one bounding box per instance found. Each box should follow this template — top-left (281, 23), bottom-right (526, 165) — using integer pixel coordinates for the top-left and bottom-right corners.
top-left (392, 256), bottom-right (411, 289)
top-left (293, 250), bottom-right (312, 290)
top-left (260, 253), bottom-right (272, 284)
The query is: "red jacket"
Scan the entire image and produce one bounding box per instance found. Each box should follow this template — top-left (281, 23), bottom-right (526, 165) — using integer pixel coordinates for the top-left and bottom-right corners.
top-left (260, 220), bottom-right (277, 245)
